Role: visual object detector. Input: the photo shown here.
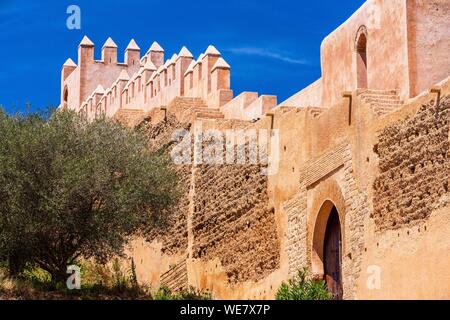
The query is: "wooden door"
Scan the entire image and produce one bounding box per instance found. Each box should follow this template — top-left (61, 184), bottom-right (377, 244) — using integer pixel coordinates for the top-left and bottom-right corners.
top-left (324, 207), bottom-right (343, 299)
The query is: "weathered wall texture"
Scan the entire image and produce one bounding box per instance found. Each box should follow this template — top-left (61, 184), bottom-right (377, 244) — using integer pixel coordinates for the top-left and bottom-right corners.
top-left (407, 0), bottom-right (450, 97)
top-left (124, 109), bottom-right (282, 298)
top-left (139, 114), bottom-right (191, 255)
top-left (123, 77), bottom-right (450, 300)
top-left (373, 96), bottom-right (450, 231)
top-left (192, 162), bottom-right (280, 283)
top-left (284, 142), bottom-right (369, 300)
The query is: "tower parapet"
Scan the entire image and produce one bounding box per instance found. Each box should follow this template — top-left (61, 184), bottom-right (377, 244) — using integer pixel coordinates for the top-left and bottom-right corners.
top-left (60, 36), bottom-right (148, 113)
top-left (125, 39), bottom-right (141, 71)
top-left (145, 41), bottom-right (164, 69)
top-left (102, 37), bottom-right (118, 64)
top-left (59, 37), bottom-right (235, 120)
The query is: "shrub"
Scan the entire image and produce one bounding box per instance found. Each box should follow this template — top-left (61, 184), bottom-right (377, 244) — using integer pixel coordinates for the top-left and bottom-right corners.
top-left (276, 268), bottom-right (332, 300)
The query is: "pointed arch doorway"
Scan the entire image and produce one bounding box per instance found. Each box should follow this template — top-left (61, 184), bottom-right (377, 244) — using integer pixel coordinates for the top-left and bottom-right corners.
top-left (312, 200), bottom-right (343, 300)
top-left (323, 206), bottom-right (343, 299)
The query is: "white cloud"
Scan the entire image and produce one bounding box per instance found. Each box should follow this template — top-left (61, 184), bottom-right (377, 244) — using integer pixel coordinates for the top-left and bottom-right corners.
top-left (225, 47), bottom-right (308, 65)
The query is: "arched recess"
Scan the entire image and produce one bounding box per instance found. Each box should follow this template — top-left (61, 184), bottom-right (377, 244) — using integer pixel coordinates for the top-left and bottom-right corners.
top-left (355, 26), bottom-right (368, 90)
top-left (308, 178), bottom-right (346, 299)
top-left (63, 86), bottom-right (69, 109)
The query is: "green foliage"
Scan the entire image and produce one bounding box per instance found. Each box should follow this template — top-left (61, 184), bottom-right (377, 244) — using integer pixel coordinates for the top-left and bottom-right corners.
top-left (19, 264), bottom-right (54, 291)
top-left (111, 258), bottom-right (131, 292)
top-left (153, 286), bottom-right (212, 300)
top-left (74, 260), bottom-right (144, 299)
top-left (276, 268), bottom-right (332, 300)
top-left (0, 109), bottom-right (179, 283)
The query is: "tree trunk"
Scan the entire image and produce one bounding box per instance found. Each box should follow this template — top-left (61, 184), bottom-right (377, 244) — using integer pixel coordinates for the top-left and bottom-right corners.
top-left (8, 254), bottom-right (24, 277)
top-left (48, 265), bottom-right (69, 287)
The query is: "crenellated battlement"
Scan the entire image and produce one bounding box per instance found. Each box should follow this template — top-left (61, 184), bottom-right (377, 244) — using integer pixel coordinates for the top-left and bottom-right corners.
top-left (60, 0), bottom-right (450, 124)
top-left (60, 36), bottom-right (138, 113)
top-left (60, 36), bottom-right (237, 121)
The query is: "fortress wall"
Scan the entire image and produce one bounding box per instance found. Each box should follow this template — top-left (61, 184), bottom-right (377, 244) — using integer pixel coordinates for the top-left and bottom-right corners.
top-left (407, 0), bottom-right (450, 97)
top-left (125, 111), bottom-right (192, 288)
top-left (81, 61), bottom-right (132, 106)
top-left (284, 144), bottom-right (369, 300)
top-left (122, 78), bottom-right (450, 300)
top-left (191, 161), bottom-right (280, 285)
top-left (184, 60), bottom-right (204, 100)
top-left (304, 99), bottom-right (352, 157)
top-left (141, 52), bottom-right (233, 112)
top-left (241, 95), bottom-right (277, 121)
top-left (272, 98), bottom-right (373, 299)
top-left (184, 62), bottom-right (202, 99)
top-left (357, 204), bottom-right (450, 300)
top-left (280, 78), bottom-right (323, 108)
top-left (63, 39), bottom-right (144, 118)
top-left (373, 96), bottom-right (449, 231)
top-left (206, 89), bottom-right (234, 111)
top-left (320, 0), bottom-right (410, 106)
top-left (105, 81), bottom-right (125, 117)
top-left (62, 41), bottom-right (237, 121)
top-left (220, 92), bottom-right (259, 120)
top-left (273, 77), bottom-right (450, 300)
top-left (62, 2), bottom-right (450, 124)
top-left (186, 150), bottom-right (284, 299)
top-left (252, 0), bottom-right (450, 117)
top-left (184, 54), bottom-right (233, 109)
top-left (207, 67), bottom-right (233, 108)
top-left (123, 109), bottom-right (286, 299)
top-left (122, 75), bottom-right (142, 110)
top-left (187, 58), bottom-right (209, 101)
top-left (62, 68), bottom-right (80, 111)
top-left (139, 114), bottom-right (192, 255)
top-left (355, 78), bottom-right (450, 299)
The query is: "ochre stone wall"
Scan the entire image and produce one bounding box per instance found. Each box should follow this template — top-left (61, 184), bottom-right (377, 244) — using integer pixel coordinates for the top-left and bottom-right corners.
top-left (133, 111), bottom-right (281, 286)
top-left (373, 96), bottom-right (450, 231)
top-left (160, 259), bottom-right (188, 292)
top-left (285, 142), bottom-right (369, 299)
top-left (124, 80), bottom-right (450, 300)
top-left (192, 162), bottom-right (280, 284)
top-left (139, 114), bottom-right (191, 255)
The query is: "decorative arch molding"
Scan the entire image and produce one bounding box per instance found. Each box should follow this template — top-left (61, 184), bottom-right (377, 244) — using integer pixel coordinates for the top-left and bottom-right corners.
top-left (307, 178), bottom-right (346, 277)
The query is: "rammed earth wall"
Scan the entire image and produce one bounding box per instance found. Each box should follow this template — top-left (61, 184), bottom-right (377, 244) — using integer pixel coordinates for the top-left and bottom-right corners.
top-left (192, 162), bottom-right (280, 283)
top-left (140, 114), bottom-right (191, 255)
top-left (141, 113), bottom-right (281, 283)
top-left (373, 96), bottom-right (450, 231)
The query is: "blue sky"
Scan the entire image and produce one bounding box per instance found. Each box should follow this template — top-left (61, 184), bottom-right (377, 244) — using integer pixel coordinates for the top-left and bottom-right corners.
top-left (0, 0), bottom-right (365, 113)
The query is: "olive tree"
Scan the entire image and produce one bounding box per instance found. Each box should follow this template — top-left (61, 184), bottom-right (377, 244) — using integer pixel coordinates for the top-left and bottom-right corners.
top-left (0, 109), bottom-right (178, 282)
